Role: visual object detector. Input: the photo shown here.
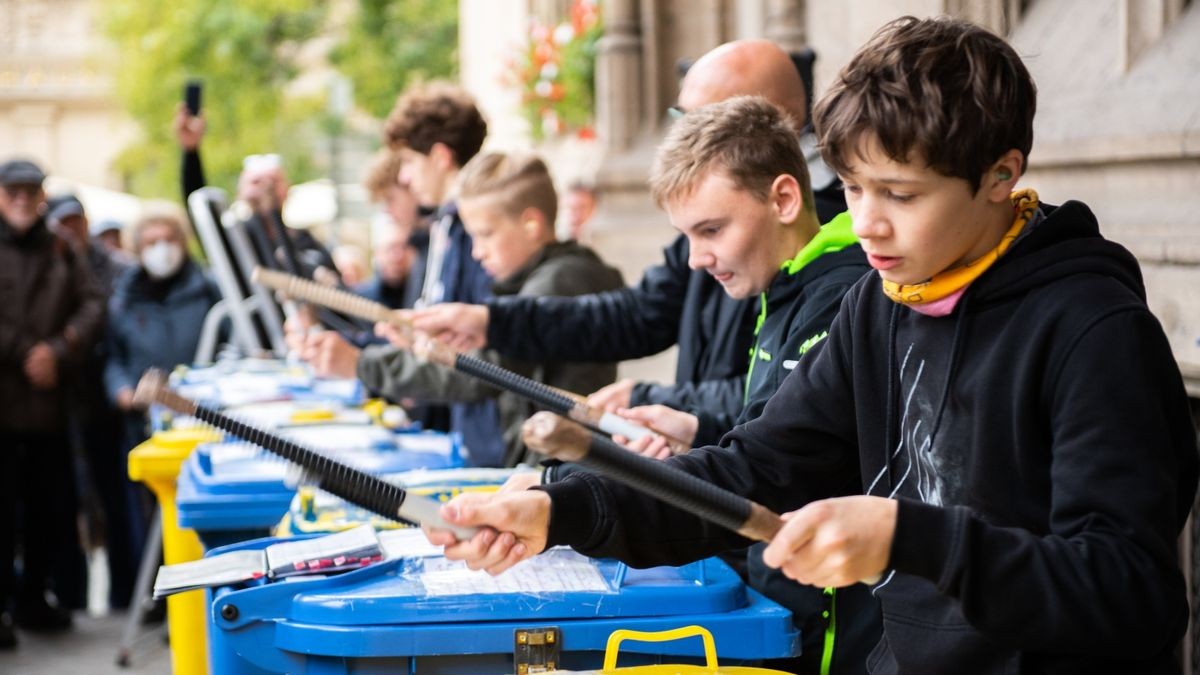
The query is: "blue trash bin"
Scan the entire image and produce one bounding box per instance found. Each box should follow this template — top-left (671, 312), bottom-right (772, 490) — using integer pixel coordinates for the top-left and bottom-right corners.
top-left (177, 429), bottom-right (462, 550)
top-left (205, 536), bottom-right (800, 674)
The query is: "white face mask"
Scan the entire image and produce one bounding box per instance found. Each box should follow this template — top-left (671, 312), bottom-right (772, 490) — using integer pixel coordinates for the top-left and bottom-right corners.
top-left (141, 241), bottom-right (185, 279)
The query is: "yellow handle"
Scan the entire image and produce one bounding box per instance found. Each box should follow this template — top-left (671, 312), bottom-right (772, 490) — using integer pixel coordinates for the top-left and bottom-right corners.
top-left (603, 625), bottom-right (718, 670)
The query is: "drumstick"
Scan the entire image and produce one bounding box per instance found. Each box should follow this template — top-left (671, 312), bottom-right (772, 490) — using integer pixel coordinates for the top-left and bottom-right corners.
top-left (252, 267), bottom-right (690, 455)
top-left (521, 412), bottom-right (882, 585)
top-left (133, 369), bottom-right (477, 540)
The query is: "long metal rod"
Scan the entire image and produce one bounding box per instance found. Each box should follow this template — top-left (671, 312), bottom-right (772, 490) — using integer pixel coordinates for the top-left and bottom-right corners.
top-left (253, 267), bottom-right (690, 455)
top-left (133, 370), bottom-right (476, 540)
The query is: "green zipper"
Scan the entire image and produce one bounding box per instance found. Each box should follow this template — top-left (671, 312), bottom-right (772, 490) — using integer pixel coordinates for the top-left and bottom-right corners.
top-left (743, 211), bottom-right (856, 406)
top-left (820, 587), bottom-right (837, 675)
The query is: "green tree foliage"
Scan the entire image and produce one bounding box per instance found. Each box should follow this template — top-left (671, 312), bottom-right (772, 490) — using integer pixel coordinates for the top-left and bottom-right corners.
top-left (100, 0), bottom-right (327, 199)
top-left (330, 0), bottom-right (459, 120)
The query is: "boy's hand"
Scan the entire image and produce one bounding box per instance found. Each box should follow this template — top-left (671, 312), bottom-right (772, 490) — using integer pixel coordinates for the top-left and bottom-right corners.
top-left (498, 470), bottom-right (543, 493)
top-left (618, 405), bottom-right (698, 446)
top-left (303, 331), bottom-right (360, 379)
top-left (374, 316), bottom-right (414, 349)
top-left (614, 433), bottom-right (674, 460)
top-left (410, 303), bottom-right (489, 352)
top-left (587, 378), bottom-right (636, 412)
top-left (762, 495), bottom-right (896, 588)
top-left (424, 490), bottom-right (551, 575)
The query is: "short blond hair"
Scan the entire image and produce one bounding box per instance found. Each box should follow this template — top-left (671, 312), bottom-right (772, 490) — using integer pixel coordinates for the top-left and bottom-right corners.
top-left (650, 95), bottom-right (813, 212)
top-left (457, 151), bottom-right (558, 226)
top-left (131, 200), bottom-right (190, 251)
top-left (362, 149), bottom-right (404, 201)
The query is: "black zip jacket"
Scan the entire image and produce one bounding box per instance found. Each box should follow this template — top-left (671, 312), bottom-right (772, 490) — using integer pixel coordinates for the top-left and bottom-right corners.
top-left (541, 200), bottom-right (1198, 673)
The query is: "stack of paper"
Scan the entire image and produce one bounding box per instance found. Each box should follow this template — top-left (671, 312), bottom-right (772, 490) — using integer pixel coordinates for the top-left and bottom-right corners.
top-left (153, 525), bottom-right (384, 598)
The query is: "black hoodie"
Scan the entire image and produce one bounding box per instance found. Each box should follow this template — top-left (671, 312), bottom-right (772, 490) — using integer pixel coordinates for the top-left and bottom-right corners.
top-left (541, 200), bottom-right (1198, 673)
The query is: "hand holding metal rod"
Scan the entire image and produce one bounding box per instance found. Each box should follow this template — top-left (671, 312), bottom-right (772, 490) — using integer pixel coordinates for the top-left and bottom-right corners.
top-left (521, 412), bottom-right (881, 585)
top-left (252, 267), bottom-right (691, 455)
top-left (133, 369), bottom-right (477, 540)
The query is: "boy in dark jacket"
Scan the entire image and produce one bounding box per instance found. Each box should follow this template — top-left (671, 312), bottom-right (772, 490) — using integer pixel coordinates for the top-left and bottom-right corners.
top-left (362, 151), bottom-right (623, 467)
top-left (306, 152), bottom-right (624, 467)
top-left (429, 16), bottom-right (1199, 674)
top-left (595, 96), bottom-right (873, 675)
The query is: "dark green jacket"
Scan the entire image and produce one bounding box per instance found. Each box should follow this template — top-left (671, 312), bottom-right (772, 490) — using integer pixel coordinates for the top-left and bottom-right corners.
top-left (358, 241), bottom-right (624, 467)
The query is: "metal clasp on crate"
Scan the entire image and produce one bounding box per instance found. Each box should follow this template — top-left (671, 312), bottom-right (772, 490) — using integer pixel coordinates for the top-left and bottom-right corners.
top-left (515, 626), bottom-right (562, 674)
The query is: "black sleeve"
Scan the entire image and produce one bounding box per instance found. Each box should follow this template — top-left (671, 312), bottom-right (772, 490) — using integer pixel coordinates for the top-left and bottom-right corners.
top-left (182, 148), bottom-right (206, 203)
top-left (889, 307), bottom-right (1198, 653)
top-left (539, 293), bottom-right (863, 568)
top-left (485, 235), bottom-right (691, 362)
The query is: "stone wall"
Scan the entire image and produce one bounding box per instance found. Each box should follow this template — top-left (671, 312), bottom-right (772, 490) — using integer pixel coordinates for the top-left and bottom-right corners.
top-left (0, 0), bottom-right (135, 190)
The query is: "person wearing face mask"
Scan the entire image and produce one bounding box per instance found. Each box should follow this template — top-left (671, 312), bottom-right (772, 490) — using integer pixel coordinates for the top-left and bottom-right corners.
top-left (0, 158), bottom-right (105, 648)
top-left (103, 201), bottom-right (220, 566)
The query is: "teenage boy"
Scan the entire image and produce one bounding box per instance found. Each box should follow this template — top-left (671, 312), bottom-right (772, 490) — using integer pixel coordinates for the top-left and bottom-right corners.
top-left (429, 16), bottom-right (1199, 673)
top-left (299, 83), bottom-right (494, 451)
top-left (357, 151), bottom-right (623, 466)
top-left (412, 40), bottom-right (846, 437)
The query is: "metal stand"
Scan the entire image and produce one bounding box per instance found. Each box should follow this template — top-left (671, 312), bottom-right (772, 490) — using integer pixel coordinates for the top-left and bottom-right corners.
top-left (115, 509), bottom-right (162, 667)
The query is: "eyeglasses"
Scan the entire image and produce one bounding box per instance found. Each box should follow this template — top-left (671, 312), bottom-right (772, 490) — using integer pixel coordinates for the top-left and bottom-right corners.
top-left (1, 184), bottom-right (42, 198)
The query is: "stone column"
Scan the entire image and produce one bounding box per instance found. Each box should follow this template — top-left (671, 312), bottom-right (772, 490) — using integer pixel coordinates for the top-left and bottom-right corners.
top-left (765, 0), bottom-right (805, 52)
top-left (595, 0), bottom-right (643, 152)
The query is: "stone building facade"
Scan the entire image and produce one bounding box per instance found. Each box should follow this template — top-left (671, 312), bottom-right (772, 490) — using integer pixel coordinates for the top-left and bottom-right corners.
top-left (0, 0), bottom-right (135, 189)
top-left (482, 0), bottom-right (1198, 400)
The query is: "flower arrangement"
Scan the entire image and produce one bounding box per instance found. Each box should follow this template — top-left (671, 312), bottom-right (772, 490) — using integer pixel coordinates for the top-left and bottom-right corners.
top-left (506, 0), bottom-right (602, 141)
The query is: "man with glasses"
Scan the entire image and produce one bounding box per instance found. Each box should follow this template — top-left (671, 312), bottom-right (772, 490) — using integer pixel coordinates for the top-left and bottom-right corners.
top-left (0, 158), bottom-right (104, 648)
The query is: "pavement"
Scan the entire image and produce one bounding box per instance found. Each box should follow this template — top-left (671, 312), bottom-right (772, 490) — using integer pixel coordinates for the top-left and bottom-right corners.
top-left (0, 548), bottom-right (170, 674)
top-left (0, 612), bottom-right (170, 674)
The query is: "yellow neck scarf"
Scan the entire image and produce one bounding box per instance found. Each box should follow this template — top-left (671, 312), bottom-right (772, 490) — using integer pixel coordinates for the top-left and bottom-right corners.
top-left (882, 189), bottom-right (1039, 307)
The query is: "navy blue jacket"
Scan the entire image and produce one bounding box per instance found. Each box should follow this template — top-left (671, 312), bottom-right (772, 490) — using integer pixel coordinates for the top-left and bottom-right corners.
top-left (104, 261), bottom-right (220, 402)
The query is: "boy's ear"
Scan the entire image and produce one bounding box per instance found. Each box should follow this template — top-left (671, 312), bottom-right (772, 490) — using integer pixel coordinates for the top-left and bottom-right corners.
top-left (519, 207), bottom-right (549, 239)
top-left (770, 174), bottom-right (804, 224)
top-left (985, 149), bottom-right (1024, 202)
top-left (429, 142), bottom-right (456, 171)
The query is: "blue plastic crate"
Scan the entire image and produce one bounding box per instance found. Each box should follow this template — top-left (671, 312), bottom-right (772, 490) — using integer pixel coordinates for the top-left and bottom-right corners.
top-left (205, 536), bottom-right (799, 674)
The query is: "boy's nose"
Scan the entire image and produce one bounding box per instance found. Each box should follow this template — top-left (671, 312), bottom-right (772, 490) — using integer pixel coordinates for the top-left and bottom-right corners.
top-left (851, 200), bottom-right (888, 241)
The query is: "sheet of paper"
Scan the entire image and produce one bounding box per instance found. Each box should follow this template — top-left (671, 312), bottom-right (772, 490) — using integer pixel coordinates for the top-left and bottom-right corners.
top-left (379, 528), bottom-right (444, 560)
top-left (419, 553), bottom-right (609, 596)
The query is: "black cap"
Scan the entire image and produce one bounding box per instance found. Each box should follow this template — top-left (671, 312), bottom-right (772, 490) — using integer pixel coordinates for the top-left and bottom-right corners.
top-left (46, 195), bottom-right (85, 224)
top-left (0, 159), bottom-right (46, 186)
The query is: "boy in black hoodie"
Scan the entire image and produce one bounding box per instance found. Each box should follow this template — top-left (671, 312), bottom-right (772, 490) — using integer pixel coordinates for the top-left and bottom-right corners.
top-left (428, 16), bottom-right (1199, 674)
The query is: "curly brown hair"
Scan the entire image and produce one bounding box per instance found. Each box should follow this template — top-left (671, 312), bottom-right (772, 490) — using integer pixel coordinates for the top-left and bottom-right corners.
top-left (383, 82), bottom-right (488, 167)
top-left (813, 16), bottom-right (1036, 193)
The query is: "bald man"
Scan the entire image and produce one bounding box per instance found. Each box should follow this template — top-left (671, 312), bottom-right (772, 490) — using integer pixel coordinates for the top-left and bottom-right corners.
top-left (677, 40), bottom-right (843, 224)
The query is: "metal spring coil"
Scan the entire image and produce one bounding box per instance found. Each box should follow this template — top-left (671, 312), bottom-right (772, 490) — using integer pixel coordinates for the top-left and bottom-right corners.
top-left (192, 405), bottom-right (413, 525)
top-left (453, 354), bottom-right (578, 413)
